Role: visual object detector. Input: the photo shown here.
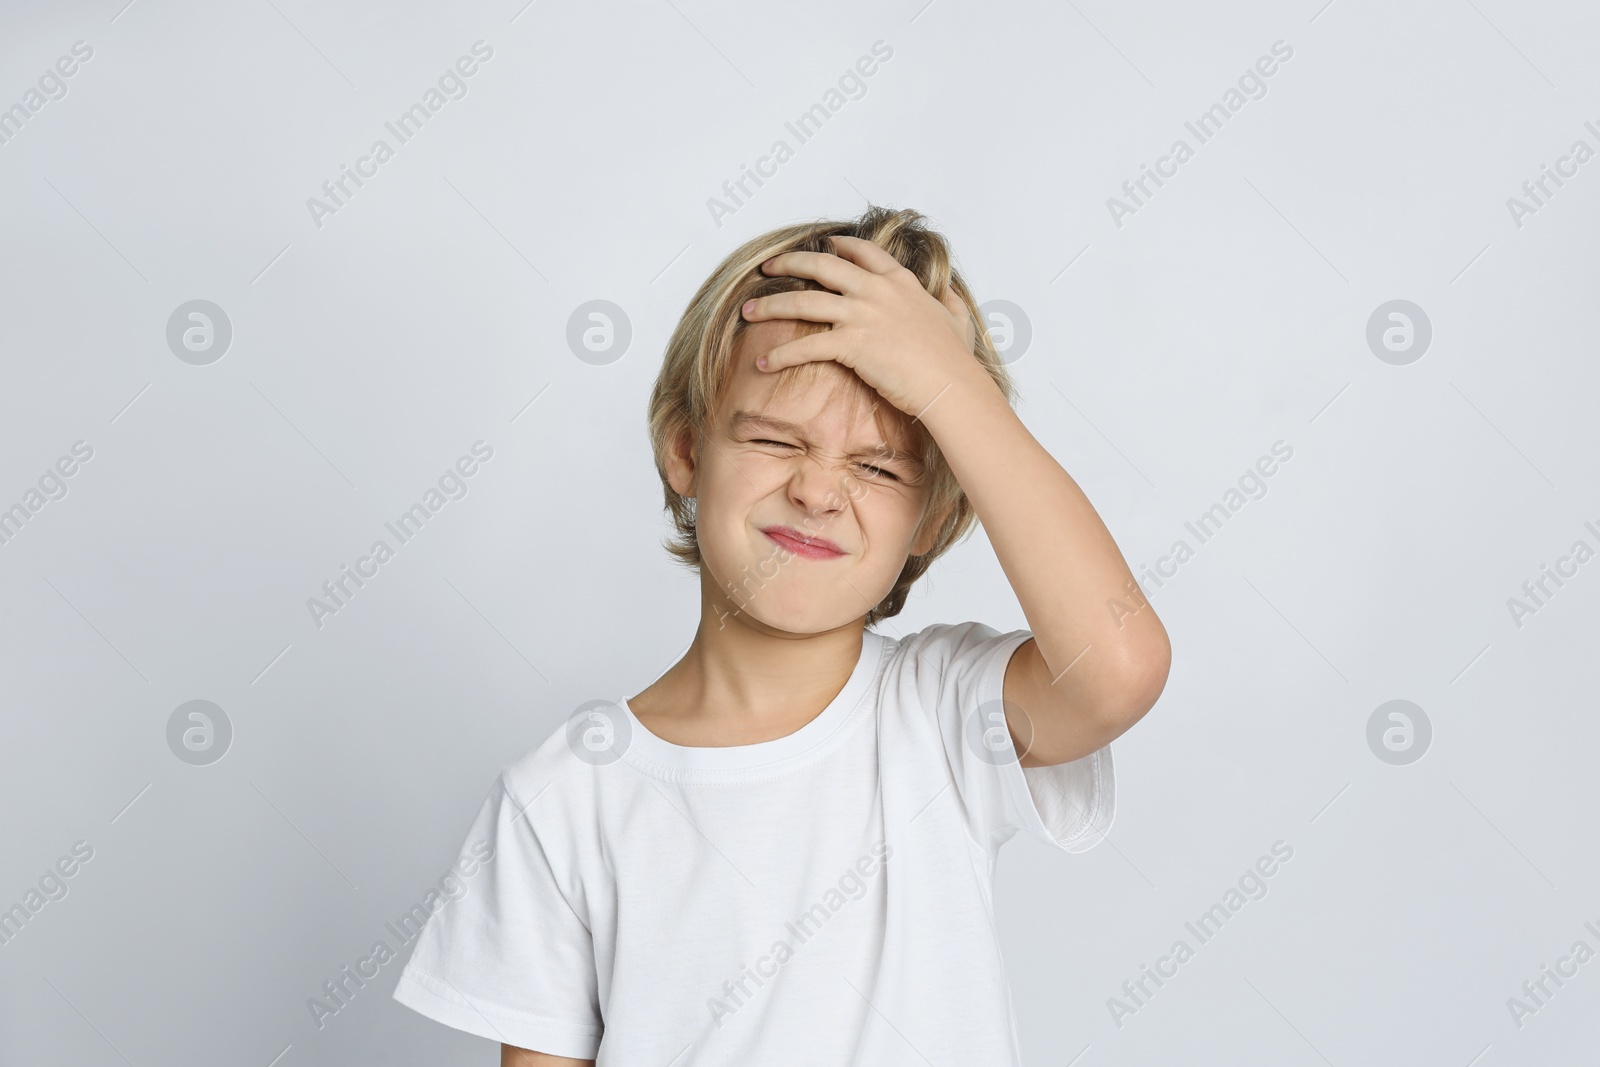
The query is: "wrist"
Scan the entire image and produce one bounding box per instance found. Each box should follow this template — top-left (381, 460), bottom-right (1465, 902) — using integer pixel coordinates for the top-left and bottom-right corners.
top-left (917, 363), bottom-right (1010, 435)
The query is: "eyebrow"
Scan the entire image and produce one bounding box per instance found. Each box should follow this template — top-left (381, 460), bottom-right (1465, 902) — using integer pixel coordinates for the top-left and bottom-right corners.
top-left (729, 411), bottom-right (924, 472)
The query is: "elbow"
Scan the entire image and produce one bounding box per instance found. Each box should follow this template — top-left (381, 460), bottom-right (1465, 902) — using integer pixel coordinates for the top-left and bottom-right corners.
top-left (1100, 627), bottom-right (1171, 729)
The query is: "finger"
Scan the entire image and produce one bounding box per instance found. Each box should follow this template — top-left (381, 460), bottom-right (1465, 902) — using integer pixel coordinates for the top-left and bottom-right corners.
top-left (742, 289), bottom-right (850, 325)
top-left (938, 283), bottom-right (964, 320)
top-left (824, 235), bottom-right (906, 276)
top-left (939, 284), bottom-right (977, 349)
top-left (754, 328), bottom-right (846, 374)
top-left (759, 249), bottom-right (865, 294)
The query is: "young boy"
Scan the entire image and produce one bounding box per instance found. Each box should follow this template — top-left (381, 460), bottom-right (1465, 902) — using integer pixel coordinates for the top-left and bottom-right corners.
top-left (392, 206), bottom-right (1170, 1065)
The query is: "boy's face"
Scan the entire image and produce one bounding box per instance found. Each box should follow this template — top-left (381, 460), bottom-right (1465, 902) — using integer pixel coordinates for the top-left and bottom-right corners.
top-left (668, 319), bottom-right (945, 634)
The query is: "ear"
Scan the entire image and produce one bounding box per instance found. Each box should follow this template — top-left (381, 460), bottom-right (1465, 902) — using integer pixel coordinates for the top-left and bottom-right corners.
top-left (663, 421), bottom-right (700, 498)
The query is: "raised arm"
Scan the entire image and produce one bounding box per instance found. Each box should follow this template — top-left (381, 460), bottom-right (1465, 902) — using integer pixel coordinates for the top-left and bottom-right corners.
top-left (919, 369), bottom-right (1170, 766)
top-left (743, 234), bottom-right (1172, 766)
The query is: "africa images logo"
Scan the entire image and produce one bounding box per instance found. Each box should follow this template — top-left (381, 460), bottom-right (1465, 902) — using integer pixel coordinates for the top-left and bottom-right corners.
top-left (705, 840), bottom-right (892, 1028)
top-left (306, 840), bottom-right (495, 1030)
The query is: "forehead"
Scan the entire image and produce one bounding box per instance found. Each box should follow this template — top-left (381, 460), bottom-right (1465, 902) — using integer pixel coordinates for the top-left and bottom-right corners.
top-left (719, 320), bottom-right (915, 449)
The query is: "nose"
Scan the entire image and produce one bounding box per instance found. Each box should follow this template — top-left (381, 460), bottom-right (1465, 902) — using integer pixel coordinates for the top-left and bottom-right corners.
top-left (785, 450), bottom-right (853, 522)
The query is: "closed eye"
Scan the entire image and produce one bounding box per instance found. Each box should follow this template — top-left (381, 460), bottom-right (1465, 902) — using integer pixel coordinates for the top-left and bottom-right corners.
top-left (749, 439), bottom-right (902, 481)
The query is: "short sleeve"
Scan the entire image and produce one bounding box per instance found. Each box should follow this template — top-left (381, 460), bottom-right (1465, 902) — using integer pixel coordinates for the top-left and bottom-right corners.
top-left (893, 621), bottom-right (1115, 855)
top-left (391, 771), bottom-right (603, 1059)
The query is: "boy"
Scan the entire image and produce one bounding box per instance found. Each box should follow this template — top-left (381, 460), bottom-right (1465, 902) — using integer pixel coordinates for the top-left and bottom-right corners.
top-left (392, 206), bottom-right (1170, 1065)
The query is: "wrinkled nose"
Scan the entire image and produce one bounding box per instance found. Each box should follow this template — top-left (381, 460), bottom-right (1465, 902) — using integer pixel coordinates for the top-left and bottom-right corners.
top-left (785, 451), bottom-right (853, 522)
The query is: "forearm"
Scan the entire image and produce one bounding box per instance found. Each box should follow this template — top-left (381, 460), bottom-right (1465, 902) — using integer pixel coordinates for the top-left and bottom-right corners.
top-left (921, 371), bottom-right (1169, 716)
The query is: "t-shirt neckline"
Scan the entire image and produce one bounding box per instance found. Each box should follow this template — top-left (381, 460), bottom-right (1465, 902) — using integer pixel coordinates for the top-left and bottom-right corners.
top-left (617, 629), bottom-right (887, 774)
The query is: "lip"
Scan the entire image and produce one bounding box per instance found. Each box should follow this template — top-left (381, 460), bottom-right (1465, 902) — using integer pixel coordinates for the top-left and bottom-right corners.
top-left (761, 525), bottom-right (846, 560)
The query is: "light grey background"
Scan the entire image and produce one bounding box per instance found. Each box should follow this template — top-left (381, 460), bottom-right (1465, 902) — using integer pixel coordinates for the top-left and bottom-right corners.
top-left (2, 0), bottom-right (1597, 1063)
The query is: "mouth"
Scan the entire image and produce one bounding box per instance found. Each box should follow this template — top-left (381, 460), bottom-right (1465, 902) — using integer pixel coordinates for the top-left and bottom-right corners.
top-left (761, 525), bottom-right (846, 560)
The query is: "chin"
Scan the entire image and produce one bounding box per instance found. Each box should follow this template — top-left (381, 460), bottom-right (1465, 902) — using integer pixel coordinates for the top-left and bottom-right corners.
top-left (755, 605), bottom-right (852, 635)
top-left (738, 577), bottom-right (893, 635)
top-left (703, 543), bottom-right (895, 632)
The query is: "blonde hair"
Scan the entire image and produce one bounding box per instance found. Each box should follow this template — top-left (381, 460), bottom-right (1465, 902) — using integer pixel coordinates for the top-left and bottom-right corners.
top-left (646, 204), bottom-right (1018, 626)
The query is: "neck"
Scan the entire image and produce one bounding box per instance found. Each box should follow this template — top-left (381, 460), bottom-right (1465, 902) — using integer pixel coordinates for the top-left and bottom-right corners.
top-left (626, 581), bottom-right (867, 741)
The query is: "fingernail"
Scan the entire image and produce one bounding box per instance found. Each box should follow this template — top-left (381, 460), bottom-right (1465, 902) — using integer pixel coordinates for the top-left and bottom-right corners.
top-left (742, 300), bottom-right (756, 316)
top-left (756, 355), bottom-right (768, 369)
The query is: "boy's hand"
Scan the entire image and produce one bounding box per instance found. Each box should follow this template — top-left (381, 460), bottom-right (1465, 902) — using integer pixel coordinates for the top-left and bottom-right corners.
top-left (741, 235), bottom-right (989, 419)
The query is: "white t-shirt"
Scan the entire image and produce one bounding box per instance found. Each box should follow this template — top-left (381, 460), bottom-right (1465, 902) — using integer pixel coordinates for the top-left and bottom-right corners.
top-left (392, 621), bottom-right (1115, 1064)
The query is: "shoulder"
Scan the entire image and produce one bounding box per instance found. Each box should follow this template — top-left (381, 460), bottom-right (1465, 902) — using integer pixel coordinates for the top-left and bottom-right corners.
top-left (494, 712), bottom-right (611, 830)
top-left (889, 620), bottom-right (1014, 654)
top-left (882, 620), bottom-right (1031, 680)
top-left (877, 620), bottom-right (1033, 728)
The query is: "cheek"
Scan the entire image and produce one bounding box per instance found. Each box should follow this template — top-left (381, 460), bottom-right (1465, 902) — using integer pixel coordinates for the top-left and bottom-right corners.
top-left (703, 457), bottom-right (779, 515)
top-left (857, 487), bottom-right (927, 550)
top-left (693, 466), bottom-right (768, 568)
